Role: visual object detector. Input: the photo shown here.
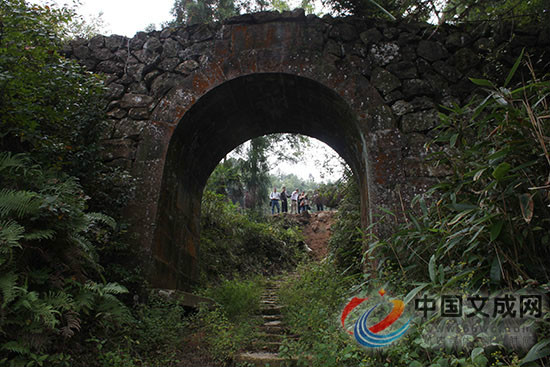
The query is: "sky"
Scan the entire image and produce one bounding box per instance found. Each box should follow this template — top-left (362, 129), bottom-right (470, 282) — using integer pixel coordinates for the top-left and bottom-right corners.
top-left (267, 137), bottom-right (345, 183)
top-left (38, 0), bottom-right (319, 37)
top-left (231, 136), bottom-right (345, 183)
top-left (36, 0), bottom-right (175, 37)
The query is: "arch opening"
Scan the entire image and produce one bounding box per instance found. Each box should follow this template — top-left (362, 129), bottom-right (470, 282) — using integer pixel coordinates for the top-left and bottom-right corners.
top-left (151, 73), bottom-right (370, 289)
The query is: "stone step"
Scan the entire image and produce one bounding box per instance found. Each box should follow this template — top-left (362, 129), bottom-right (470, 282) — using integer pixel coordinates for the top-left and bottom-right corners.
top-left (260, 325), bottom-right (288, 334)
top-left (256, 333), bottom-right (284, 342)
top-left (264, 320), bottom-right (284, 327)
top-left (261, 306), bottom-right (284, 315)
top-left (235, 352), bottom-right (298, 367)
top-left (251, 341), bottom-right (283, 353)
top-left (263, 314), bottom-right (283, 322)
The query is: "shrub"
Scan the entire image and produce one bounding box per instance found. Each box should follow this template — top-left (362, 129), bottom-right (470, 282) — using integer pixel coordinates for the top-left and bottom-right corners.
top-left (328, 174), bottom-right (363, 273)
top-left (199, 190), bottom-right (305, 282)
top-left (185, 277), bottom-right (265, 363)
top-left (202, 277), bottom-right (263, 321)
top-left (366, 54), bottom-right (550, 366)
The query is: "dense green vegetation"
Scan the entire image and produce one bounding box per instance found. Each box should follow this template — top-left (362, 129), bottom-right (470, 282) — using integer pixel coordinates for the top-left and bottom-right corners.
top-left (0, 2), bottom-right (307, 365)
top-left (2, 1), bottom-right (549, 366)
top-left (278, 58), bottom-right (550, 366)
top-left (199, 190), bottom-right (306, 282)
top-left (166, 0), bottom-right (549, 28)
top-left (0, 2), bottom-right (135, 365)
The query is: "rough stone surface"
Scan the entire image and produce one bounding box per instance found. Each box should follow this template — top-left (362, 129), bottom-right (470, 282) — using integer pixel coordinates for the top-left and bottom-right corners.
top-left (401, 109), bottom-right (439, 132)
top-left (64, 13), bottom-right (549, 290)
top-left (371, 68), bottom-right (401, 95)
top-left (417, 40), bottom-right (448, 61)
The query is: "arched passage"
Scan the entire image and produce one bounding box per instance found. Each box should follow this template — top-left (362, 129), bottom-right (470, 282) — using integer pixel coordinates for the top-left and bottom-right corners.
top-left (151, 73), bottom-right (369, 289)
top-left (68, 13), bottom-right (549, 289)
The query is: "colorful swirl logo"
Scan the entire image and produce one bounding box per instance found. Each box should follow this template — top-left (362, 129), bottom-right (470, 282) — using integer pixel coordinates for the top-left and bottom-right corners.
top-left (341, 290), bottom-right (411, 348)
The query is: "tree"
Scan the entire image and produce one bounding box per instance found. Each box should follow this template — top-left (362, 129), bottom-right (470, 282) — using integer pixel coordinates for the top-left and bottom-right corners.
top-left (0, 2), bottom-right (132, 364)
top-left (64, 10), bottom-right (108, 40)
top-left (169, 0), bottom-right (294, 25)
top-left (321, 0), bottom-right (549, 25)
top-left (205, 133), bottom-right (312, 212)
top-left (169, 0), bottom-right (239, 25)
top-left (0, 0), bottom-right (130, 215)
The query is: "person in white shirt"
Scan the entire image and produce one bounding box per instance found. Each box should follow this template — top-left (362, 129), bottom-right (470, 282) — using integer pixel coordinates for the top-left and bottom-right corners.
top-left (290, 189), bottom-right (299, 214)
top-left (269, 187), bottom-right (281, 214)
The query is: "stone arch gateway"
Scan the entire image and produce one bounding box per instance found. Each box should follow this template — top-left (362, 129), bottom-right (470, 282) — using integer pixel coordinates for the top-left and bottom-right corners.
top-left (66, 10), bottom-right (549, 289)
top-left (154, 72), bottom-right (371, 288)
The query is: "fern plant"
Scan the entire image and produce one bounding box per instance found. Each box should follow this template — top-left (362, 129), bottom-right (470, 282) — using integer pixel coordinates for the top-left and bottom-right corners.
top-left (0, 152), bottom-right (129, 366)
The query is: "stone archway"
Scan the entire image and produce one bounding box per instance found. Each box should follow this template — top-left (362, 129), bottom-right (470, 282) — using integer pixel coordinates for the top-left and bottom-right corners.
top-left (66, 10), bottom-right (548, 288)
top-left (152, 72), bottom-right (370, 288)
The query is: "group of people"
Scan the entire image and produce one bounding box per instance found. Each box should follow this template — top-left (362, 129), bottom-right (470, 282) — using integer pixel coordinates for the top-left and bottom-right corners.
top-left (269, 187), bottom-right (324, 215)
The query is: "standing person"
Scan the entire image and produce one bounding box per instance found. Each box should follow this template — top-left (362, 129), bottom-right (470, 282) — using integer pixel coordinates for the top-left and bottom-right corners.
top-left (313, 190), bottom-right (324, 211)
top-left (303, 192), bottom-right (310, 213)
top-left (290, 188), bottom-right (299, 214)
top-left (298, 191), bottom-right (305, 214)
top-left (280, 186), bottom-right (290, 213)
top-left (269, 187), bottom-right (280, 214)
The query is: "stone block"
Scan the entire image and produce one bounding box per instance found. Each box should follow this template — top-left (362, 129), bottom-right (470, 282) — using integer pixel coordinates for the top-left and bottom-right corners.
top-left (129, 33), bottom-right (147, 50)
top-left (73, 45), bottom-right (90, 59)
top-left (158, 57), bottom-right (180, 71)
top-left (105, 35), bottom-right (127, 50)
top-left (432, 60), bottom-right (461, 82)
top-left (417, 40), bottom-right (448, 61)
top-left (88, 35), bottom-right (105, 50)
top-left (107, 107), bottom-right (128, 119)
top-left (161, 38), bottom-right (181, 58)
top-left (403, 79), bottom-right (433, 98)
top-left (100, 138), bottom-right (136, 161)
top-left (113, 118), bottom-right (147, 139)
top-left (97, 60), bottom-right (123, 75)
top-left (92, 48), bottom-right (114, 61)
top-left (369, 42), bottom-right (400, 66)
top-left (144, 37), bottom-right (163, 53)
top-left (451, 48), bottom-right (480, 72)
top-left (371, 67), bottom-right (401, 95)
top-left (329, 22), bottom-right (357, 42)
top-left (120, 93), bottom-right (154, 108)
top-left (106, 83), bottom-right (125, 100)
top-left (359, 28), bottom-right (383, 45)
top-left (445, 32), bottom-right (472, 50)
top-left (128, 108), bottom-right (151, 120)
top-left (401, 109), bottom-right (439, 132)
top-left (387, 61), bottom-right (418, 79)
top-left (391, 100), bottom-right (413, 116)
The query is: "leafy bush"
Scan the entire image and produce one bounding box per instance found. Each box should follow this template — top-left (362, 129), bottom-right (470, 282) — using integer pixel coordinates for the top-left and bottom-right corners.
top-left (328, 173), bottom-right (363, 273)
top-left (0, 0), bottom-right (132, 217)
top-left (369, 54), bottom-right (550, 291)
top-left (366, 55), bottom-right (550, 365)
top-left (0, 153), bottom-right (131, 366)
top-left (0, 2), bottom-right (135, 365)
top-left (199, 190), bottom-right (305, 282)
top-left (202, 277), bottom-right (263, 321)
top-left (279, 55), bottom-right (550, 367)
top-left (183, 277), bottom-right (265, 364)
top-left (278, 261), bottom-right (369, 366)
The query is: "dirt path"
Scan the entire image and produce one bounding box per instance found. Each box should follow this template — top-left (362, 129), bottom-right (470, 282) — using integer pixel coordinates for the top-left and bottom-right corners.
top-left (294, 211), bottom-right (335, 261)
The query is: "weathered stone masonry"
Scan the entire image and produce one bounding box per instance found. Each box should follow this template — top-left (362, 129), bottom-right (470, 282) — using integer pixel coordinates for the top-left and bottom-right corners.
top-left (65, 10), bottom-right (549, 289)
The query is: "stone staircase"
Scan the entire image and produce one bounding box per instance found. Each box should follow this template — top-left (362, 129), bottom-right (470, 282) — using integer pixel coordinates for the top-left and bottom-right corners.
top-left (235, 279), bottom-right (299, 367)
